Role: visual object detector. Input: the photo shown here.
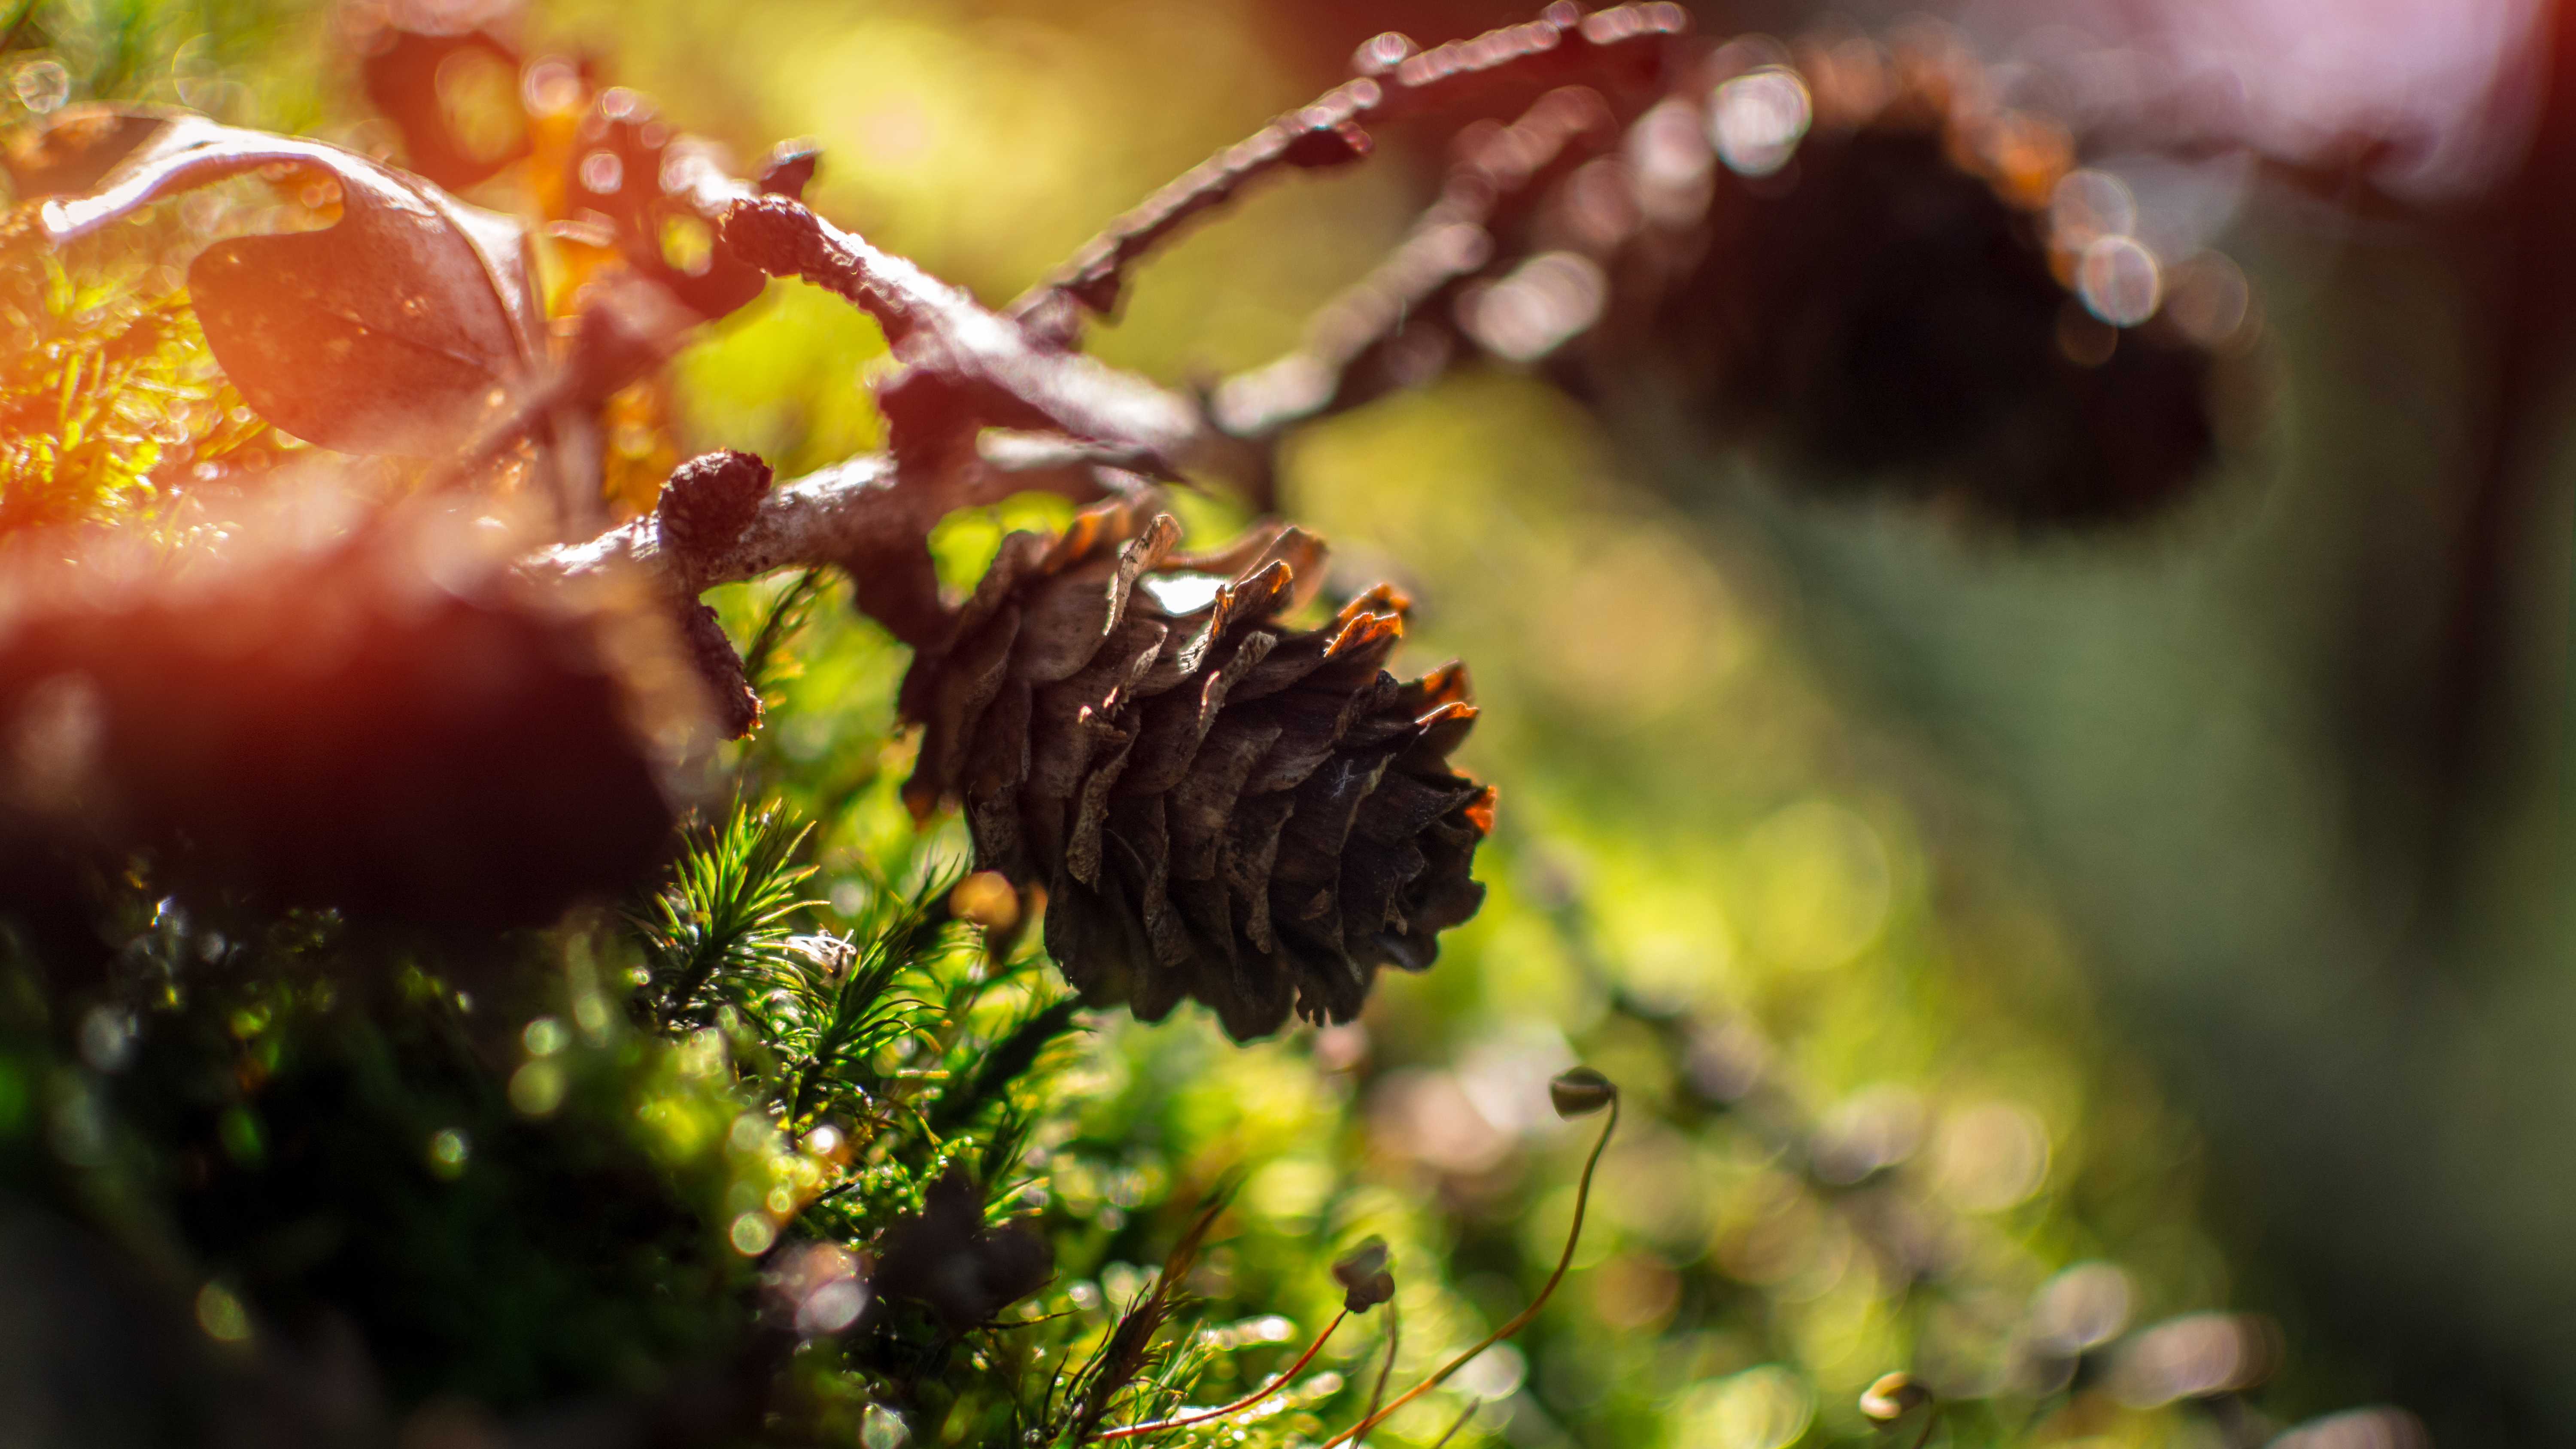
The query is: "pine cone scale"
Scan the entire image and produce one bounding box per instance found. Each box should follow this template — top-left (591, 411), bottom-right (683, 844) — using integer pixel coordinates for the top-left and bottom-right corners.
top-left (1169, 525), bottom-right (1325, 592)
top-left (1354, 764), bottom-right (1485, 845)
top-left (963, 679), bottom-right (1033, 875)
top-left (1340, 836), bottom-right (1426, 953)
top-left (1005, 515), bottom-right (1179, 686)
top-left (1168, 560), bottom-right (1301, 677)
top-left (1028, 616), bottom-right (1166, 796)
top-left (1118, 679), bottom-right (1222, 798)
top-left (1012, 580), bottom-right (1122, 684)
top-left (1063, 728), bottom-right (1139, 890)
top-left (1241, 700), bottom-right (1351, 796)
top-left (1403, 698), bottom-right (1478, 763)
top-left (1273, 751), bottom-right (1397, 914)
top-left (1221, 788), bottom-right (1298, 953)
top-left (1126, 798), bottom-right (1196, 970)
top-left (1166, 716), bottom-right (1283, 881)
top-left (904, 601), bottom-right (1022, 820)
top-left (964, 677), bottom-right (1032, 795)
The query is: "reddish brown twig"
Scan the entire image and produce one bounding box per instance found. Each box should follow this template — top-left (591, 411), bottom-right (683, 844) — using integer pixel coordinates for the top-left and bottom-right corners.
top-left (720, 195), bottom-right (1206, 480)
top-left (1371, 3), bottom-right (1686, 115)
top-left (1426, 1398), bottom-right (1483, 1449)
top-left (1005, 81), bottom-right (1385, 339)
top-left (1210, 85), bottom-right (1620, 440)
top-left (524, 445), bottom-right (1141, 593)
top-left (529, 452), bottom-right (902, 594)
top-left (1002, 2), bottom-right (1689, 347)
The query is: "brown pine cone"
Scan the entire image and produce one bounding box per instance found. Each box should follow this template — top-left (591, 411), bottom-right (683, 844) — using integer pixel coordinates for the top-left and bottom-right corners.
top-left (898, 502), bottom-right (1493, 1042)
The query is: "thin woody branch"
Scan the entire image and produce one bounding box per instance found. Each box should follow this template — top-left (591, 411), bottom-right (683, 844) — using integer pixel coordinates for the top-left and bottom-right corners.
top-left (522, 441), bottom-right (1149, 649)
top-left (1211, 84), bottom-right (1619, 438)
top-left (719, 195), bottom-right (1206, 475)
top-left (1384, 2), bottom-right (1686, 94)
top-left (1000, 1), bottom-right (1689, 340)
top-left (666, 4), bottom-right (1683, 508)
top-left (528, 452), bottom-right (902, 595)
top-left (1002, 80), bottom-right (1383, 336)
top-left (529, 17), bottom-right (1677, 587)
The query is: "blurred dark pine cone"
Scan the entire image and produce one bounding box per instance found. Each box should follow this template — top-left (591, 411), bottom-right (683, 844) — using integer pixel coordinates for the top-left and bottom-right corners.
top-left (899, 501), bottom-right (1493, 1042)
top-left (1582, 33), bottom-right (2226, 527)
top-left (0, 526), bottom-right (678, 947)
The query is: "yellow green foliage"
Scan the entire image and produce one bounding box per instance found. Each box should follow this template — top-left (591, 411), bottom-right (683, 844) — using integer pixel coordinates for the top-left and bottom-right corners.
top-left (0, 245), bottom-right (267, 533)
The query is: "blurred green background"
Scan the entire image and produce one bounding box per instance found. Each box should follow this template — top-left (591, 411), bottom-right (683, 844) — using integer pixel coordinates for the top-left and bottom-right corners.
top-left (12, 0), bottom-right (2576, 1444)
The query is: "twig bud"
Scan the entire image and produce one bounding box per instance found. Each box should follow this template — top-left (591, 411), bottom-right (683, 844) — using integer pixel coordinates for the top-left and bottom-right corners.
top-left (656, 450), bottom-right (774, 565)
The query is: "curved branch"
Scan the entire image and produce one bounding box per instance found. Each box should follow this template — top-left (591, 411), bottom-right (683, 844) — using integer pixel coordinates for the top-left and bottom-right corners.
top-left (1003, 79), bottom-right (1385, 335)
top-left (1001, 2), bottom-right (1691, 340)
top-left (1210, 84), bottom-right (1619, 440)
top-left (719, 196), bottom-right (1206, 476)
top-left (524, 1), bottom-right (1696, 634)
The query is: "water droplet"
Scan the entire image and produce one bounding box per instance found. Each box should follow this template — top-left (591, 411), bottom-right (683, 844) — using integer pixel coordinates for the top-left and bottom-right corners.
top-left (2078, 235), bottom-right (2162, 327)
top-left (2165, 252), bottom-right (2252, 345)
top-left (1710, 67), bottom-right (1811, 177)
top-left (579, 149), bottom-right (624, 195)
top-left (13, 61), bottom-right (69, 115)
top-left (1460, 251), bottom-right (1607, 362)
top-left (195, 1282), bottom-right (252, 1343)
top-left (730, 1212), bottom-right (778, 1255)
top-left (427, 1127), bottom-right (471, 1179)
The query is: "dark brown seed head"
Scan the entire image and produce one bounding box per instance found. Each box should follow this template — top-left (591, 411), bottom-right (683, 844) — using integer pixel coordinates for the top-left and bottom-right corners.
top-left (1549, 1066), bottom-right (1618, 1119)
top-left (1332, 1237), bottom-right (1397, 1312)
